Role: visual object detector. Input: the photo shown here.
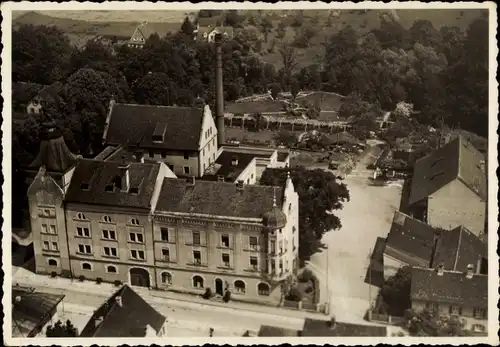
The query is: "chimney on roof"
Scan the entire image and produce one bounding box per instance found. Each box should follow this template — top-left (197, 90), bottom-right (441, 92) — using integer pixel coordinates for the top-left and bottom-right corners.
top-left (231, 156), bottom-right (239, 166)
top-left (115, 295), bottom-right (123, 307)
top-left (236, 180), bottom-right (244, 190)
top-left (465, 264), bottom-right (474, 279)
top-left (215, 33), bottom-right (225, 147)
top-left (436, 263), bottom-right (444, 276)
top-left (118, 163), bottom-right (131, 192)
top-left (94, 316), bottom-right (104, 328)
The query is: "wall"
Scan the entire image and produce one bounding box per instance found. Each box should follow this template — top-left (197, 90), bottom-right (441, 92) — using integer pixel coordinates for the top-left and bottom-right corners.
top-left (235, 158), bottom-right (257, 185)
top-left (383, 246), bottom-right (430, 279)
top-left (382, 252), bottom-right (406, 280)
top-left (147, 149), bottom-right (199, 177)
top-left (428, 179), bottom-right (485, 237)
top-left (198, 105), bottom-right (218, 176)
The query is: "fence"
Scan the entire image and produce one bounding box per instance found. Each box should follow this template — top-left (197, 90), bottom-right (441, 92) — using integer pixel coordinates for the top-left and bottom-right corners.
top-left (369, 311), bottom-right (405, 326)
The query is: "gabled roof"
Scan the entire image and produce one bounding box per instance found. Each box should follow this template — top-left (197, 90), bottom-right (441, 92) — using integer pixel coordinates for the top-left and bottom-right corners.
top-left (12, 286), bottom-right (65, 337)
top-left (385, 211), bottom-right (439, 265)
top-left (80, 285), bottom-right (166, 337)
top-left (202, 151), bottom-right (256, 182)
top-left (104, 103), bottom-right (206, 151)
top-left (196, 26), bottom-right (233, 40)
top-left (156, 178), bottom-right (284, 220)
top-left (431, 225), bottom-right (487, 272)
top-left (301, 318), bottom-right (387, 337)
top-left (131, 22), bottom-right (180, 42)
top-left (408, 135), bottom-right (486, 205)
top-left (410, 267), bottom-right (487, 307)
top-left (65, 159), bottom-right (161, 209)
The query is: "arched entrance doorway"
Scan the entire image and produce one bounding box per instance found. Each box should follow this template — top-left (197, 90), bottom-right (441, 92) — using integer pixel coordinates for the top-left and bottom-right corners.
top-left (130, 268), bottom-right (150, 287)
top-left (215, 278), bottom-right (224, 296)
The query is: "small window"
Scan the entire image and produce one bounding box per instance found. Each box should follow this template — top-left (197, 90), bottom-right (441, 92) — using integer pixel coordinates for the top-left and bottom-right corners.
top-left (222, 253), bottom-right (230, 267)
top-left (193, 250), bottom-right (201, 264)
top-left (102, 229), bottom-right (116, 240)
top-left (258, 283), bottom-right (270, 296)
top-left (106, 265), bottom-right (117, 273)
top-left (221, 234), bottom-right (229, 248)
top-left (104, 247), bottom-right (118, 257)
top-left (213, 153), bottom-right (215, 161)
top-left (213, 138), bottom-right (215, 147)
top-left (473, 308), bottom-right (487, 319)
top-left (249, 236), bottom-right (258, 250)
top-left (193, 275), bottom-right (204, 288)
top-left (77, 227), bottom-right (90, 238)
top-left (52, 242), bottom-right (59, 251)
top-left (203, 148), bottom-right (205, 156)
top-left (103, 215), bottom-right (112, 223)
top-left (43, 241), bottom-right (50, 250)
top-left (130, 249), bottom-right (145, 260)
top-left (77, 213), bottom-right (87, 220)
top-left (161, 228), bottom-right (169, 242)
top-left (41, 224), bottom-right (48, 234)
top-left (131, 218), bottom-right (140, 226)
top-left (183, 166), bottom-right (190, 174)
top-left (250, 256), bottom-right (258, 270)
top-left (162, 248), bottom-right (170, 261)
top-left (162, 272), bottom-right (172, 284)
top-left (234, 280), bottom-right (246, 294)
top-left (48, 259), bottom-right (58, 267)
top-left (208, 143), bottom-right (211, 151)
top-left (82, 262), bottom-right (92, 270)
top-left (184, 152), bottom-right (189, 160)
top-left (192, 231), bottom-right (201, 245)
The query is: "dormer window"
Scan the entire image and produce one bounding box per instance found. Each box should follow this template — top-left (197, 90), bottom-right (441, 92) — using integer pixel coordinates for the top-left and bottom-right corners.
top-left (103, 215), bottom-right (112, 223)
top-left (76, 213), bottom-right (87, 220)
top-left (153, 122), bottom-right (167, 143)
top-left (131, 218), bottom-right (140, 226)
top-left (105, 184), bottom-right (114, 192)
top-left (130, 187), bottom-right (139, 194)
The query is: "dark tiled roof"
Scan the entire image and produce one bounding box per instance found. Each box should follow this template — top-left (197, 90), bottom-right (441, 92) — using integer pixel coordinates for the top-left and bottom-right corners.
top-left (157, 178), bottom-right (284, 219)
top-left (410, 267), bottom-right (488, 307)
top-left (432, 226), bottom-right (487, 272)
top-left (258, 325), bottom-right (300, 336)
top-left (202, 151), bottom-right (256, 182)
top-left (93, 146), bottom-right (120, 161)
top-left (104, 147), bottom-right (158, 164)
top-left (301, 319), bottom-right (387, 337)
top-left (385, 211), bottom-right (439, 265)
top-left (80, 285), bottom-right (166, 337)
top-left (104, 103), bottom-right (205, 151)
top-left (12, 287), bottom-right (65, 337)
top-left (409, 136), bottom-right (486, 205)
top-left (65, 159), bottom-right (160, 209)
top-left (12, 82), bottom-right (45, 104)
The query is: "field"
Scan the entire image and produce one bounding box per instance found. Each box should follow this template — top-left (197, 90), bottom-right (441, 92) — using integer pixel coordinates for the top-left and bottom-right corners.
top-left (12, 9), bottom-right (485, 65)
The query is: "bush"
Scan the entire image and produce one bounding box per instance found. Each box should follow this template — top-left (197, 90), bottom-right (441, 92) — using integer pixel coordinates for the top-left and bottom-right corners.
top-left (285, 286), bottom-right (303, 302)
top-left (78, 275), bottom-right (85, 282)
top-left (298, 268), bottom-right (315, 283)
top-left (202, 287), bottom-right (213, 300)
top-left (305, 285), bottom-right (313, 294)
top-left (223, 290), bottom-right (231, 302)
top-left (50, 271), bottom-right (57, 278)
top-left (114, 280), bottom-right (122, 287)
top-left (96, 277), bottom-right (103, 284)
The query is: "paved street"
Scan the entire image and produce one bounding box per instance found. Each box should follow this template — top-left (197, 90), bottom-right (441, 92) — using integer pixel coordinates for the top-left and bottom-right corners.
top-left (307, 143), bottom-right (402, 324)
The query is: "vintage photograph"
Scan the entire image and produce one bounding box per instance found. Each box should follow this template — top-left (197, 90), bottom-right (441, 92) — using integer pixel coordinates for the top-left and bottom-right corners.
top-left (2, 1), bottom-right (497, 345)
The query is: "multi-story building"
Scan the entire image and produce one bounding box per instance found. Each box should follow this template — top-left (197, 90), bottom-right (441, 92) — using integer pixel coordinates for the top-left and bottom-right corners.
top-left (103, 102), bottom-right (219, 178)
top-left (407, 135), bottom-right (486, 238)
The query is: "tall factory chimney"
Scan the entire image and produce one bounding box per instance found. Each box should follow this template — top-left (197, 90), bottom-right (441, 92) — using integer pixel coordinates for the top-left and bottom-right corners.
top-left (215, 33), bottom-right (225, 146)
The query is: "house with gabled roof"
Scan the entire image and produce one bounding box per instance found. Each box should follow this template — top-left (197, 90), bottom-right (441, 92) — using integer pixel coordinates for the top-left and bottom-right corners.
top-left (12, 82), bottom-right (64, 115)
top-left (80, 285), bottom-right (167, 337)
top-left (128, 22), bottom-right (179, 48)
top-left (407, 135), bottom-right (486, 238)
top-left (103, 101), bottom-right (219, 178)
top-left (196, 25), bottom-right (234, 42)
top-left (410, 265), bottom-right (488, 334)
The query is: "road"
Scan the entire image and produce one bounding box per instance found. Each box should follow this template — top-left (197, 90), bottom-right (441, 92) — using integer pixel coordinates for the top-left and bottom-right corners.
top-left (307, 142), bottom-right (402, 324)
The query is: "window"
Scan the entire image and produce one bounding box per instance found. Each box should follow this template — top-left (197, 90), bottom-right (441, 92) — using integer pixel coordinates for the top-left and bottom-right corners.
top-left (130, 218), bottom-right (140, 226)
top-left (449, 305), bottom-right (462, 315)
top-left (78, 244), bottom-right (92, 254)
top-left (76, 213), bottom-right (87, 220)
top-left (48, 259), bottom-right (58, 267)
top-left (213, 153), bottom-right (215, 161)
top-left (271, 259), bottom-right (276, 273)
top-left (183, 166), bottom-right (190, 174)
top-left (279, 260), bottom-right (283, 273)
top-left (52, 242), bottom-right (59, 251)
top-left (222, 253), bottom-right (230, 267)
top-left (149, 151), bottom-right (154, 158)
top-left (41, 224), bottom-right (48, 234)
top-left (208, 143), bottom-right (211, 151)
top-left (129, 232), bottom-right (144, 243)
top-left (184, 152), bottom-right (189, 160)
top-left (279, 241), bottom-right (283, 254)
top-left (103, 247), bottom-right (118, 257)
top-left (258, 283), bottom-right (270, 296)
top-left (160, 228), bottom-right (169, 242)
top-left (250, 256), bottom-right (258, 270)
top-left (203, 148), bottom-right (205, 156)
top-left (270, 240), bottom-right (276, 254)
top-left (103, 215), bottom-right (112, 223)
top-left (249, 236), bottom-right (258, 250)
top-left (193, 250), bottom-right (201, 264)
top-left (192, 231), bottom-right (200, 245)
top-left (473, 308), bottom-right (487, 319)
top-left (193, 275), bottom-right (204, 288)
top-left (161, 272), bottom-right (172, 285)
top-left (43, 241), bottom-right (50, 250)
top-left (234, 280), bottom-right (246, 294)
top-left (102, 230), bottom-right (116, 240)
top-left (49, 225), bottom-right (56, 234)
top-left (77, 227), bottom-right (91, 237)
top-left (82, 262), bottom-right (92, 270)
top-left (161, 248), bottom-right (170, 262)
top-left (130, 249), bottom-right (145, 260)
top-left (213, 138), bottom-right (215, 147)
top-left (221, 234), bottom-right (229, 248)
top-left (106, 265), bottom-right (117, 273)
top-left (292, 226), bottom-right (296, 233)
top-left (288, 203), bottom-right (292, 212)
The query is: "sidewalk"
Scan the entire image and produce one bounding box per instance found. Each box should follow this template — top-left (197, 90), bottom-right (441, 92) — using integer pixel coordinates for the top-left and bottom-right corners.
top-left (12, 267), bottom-right (328, 322)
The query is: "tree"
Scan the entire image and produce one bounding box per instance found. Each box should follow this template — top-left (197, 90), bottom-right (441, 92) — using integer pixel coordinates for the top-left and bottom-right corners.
top-left (12, 24), bottom-right (74, 84)
top-left (180, 16), bottom-right (195, 37)
top-left (269, 83), bottom-right (281, 100)
top-left (273, 130), bottom-right (298, 148)
top-left (276, 20), bottom-right (287, 40)
top-left (279, 44), bottom-right (297, 87)
top-left (338, 92), bottom-right (371, 119)
top-left (290, 79), bottom-right (300, 100)
top-left (133, 72), bottom-right (174, 106)
top-left (380, 266), bottom-right (412, 316)
top-left (260, 16), bottom-right (274, 43)
top-left (291, 10), bottom-right (304, 28)
top-left (260, 167), bottom-right (350, 264)
top-left (46, 320), bottom-right (78, 337)
top-left (224, 10), bottom-right (241, 28)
